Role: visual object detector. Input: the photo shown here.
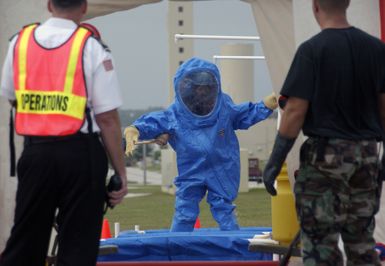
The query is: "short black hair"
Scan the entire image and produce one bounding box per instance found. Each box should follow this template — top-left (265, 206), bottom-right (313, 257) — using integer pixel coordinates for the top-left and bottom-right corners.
top-left (51, 0), bottom-right (85, 9)
top-left (316, 0), bottom-right (350, 13)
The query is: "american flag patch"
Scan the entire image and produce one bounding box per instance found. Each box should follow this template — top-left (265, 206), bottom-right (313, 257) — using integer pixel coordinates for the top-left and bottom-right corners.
top-left (103, 59), bottom-right (114, 71)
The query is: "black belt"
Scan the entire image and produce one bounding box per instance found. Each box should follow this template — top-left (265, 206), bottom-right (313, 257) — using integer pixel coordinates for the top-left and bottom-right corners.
top-left (24, 132), bottom-right (98, 146)
top-left (308, 135), bottom-right (378, 142)
top-left (308, 136), bottom-right (377, 162)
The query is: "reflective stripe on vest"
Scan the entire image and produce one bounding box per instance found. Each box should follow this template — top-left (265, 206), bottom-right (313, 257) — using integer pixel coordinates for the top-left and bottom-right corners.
top-left (13, 24), bottom-right (91, 136)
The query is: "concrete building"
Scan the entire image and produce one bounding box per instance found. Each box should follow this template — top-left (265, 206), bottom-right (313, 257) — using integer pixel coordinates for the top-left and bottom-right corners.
top-left (168, 1), bottom-right (193, 101)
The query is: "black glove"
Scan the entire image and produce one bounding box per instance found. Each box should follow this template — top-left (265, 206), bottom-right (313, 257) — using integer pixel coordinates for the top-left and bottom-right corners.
top-left (380, 143), bottom-right (385, 182)
top-left (263, 133), bottom-right (296, 196)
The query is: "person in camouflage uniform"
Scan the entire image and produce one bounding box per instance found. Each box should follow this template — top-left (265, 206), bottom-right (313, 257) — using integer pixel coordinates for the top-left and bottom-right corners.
top-left (262, 0), bottom-right (385, 265)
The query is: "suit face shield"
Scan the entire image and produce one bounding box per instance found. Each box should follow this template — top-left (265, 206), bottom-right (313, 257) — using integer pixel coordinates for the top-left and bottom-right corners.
top-left (177, 71), bottom-right (219, 116)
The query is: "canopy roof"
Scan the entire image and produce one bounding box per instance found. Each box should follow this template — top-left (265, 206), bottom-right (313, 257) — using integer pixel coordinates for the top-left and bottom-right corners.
top-left (86, 0), bottom-right (214, 20)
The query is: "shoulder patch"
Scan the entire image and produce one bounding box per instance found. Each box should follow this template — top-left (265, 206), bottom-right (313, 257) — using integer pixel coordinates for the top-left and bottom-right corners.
top-left (103, 59), bottom-right (114, 71)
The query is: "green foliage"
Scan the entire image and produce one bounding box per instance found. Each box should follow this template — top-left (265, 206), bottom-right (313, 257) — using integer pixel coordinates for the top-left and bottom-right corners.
top-left (132, 144), bottom-right (154, 162)
top-left (119, 107), bottom-right (164, 127)
top-left (153, 150), bottom-right (161, 161)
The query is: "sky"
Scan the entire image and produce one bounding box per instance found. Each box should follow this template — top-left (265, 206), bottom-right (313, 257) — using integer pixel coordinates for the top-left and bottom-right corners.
top-left (89, 0), bottom-right (272, 110)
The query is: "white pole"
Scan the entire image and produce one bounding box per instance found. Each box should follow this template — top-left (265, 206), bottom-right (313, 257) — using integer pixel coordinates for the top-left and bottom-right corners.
top-left (114, 222), bottom-right (120, 238)
top-left (214, 52), bottom-right (276, 137)
top-left (213, 55), bottom-right (265, 65)
top-left (175, 34), bottom-right (261, 43)
top-left (142, 144), bottom-right (147, 185)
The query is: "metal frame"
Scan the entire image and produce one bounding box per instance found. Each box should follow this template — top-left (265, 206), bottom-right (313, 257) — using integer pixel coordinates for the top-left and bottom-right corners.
top-left (175, 34), bottom-right (261, 43)
top-left (212, 55), bottom-right (265, 64)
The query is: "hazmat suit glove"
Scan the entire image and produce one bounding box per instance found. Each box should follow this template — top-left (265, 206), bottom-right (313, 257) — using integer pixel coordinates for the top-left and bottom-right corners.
top-left (155, 133), bottom-right (169, 146)
top-left (263, 133), bottom-right (296, 196)
top-left (263, 93), bottom-right (278, 110)
top-left (124, 126), bottom-right (139, 156)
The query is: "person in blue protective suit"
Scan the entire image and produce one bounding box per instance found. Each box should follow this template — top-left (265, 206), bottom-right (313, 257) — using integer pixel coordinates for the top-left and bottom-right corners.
top-left (124, 57), bottom-right (278, 232)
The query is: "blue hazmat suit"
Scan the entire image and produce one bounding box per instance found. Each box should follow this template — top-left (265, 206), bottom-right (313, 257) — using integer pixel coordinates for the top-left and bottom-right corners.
top-left (133, 57), bottom-right (273, 231)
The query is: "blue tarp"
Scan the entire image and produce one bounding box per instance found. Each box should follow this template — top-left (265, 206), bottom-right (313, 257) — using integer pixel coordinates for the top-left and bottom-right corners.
top-left (98, 227), bottom-right (272, 262)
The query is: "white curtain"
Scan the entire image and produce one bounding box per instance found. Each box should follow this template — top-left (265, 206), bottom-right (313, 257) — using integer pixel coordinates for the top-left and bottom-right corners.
top-left (243, 0), bottom-right (295, 92)
top-left (242, 0), bottom-right (301, 190)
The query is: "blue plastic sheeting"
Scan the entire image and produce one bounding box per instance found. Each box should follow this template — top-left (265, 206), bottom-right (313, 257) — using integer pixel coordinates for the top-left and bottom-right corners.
top-left (98, 227), bottom-right (272, 262)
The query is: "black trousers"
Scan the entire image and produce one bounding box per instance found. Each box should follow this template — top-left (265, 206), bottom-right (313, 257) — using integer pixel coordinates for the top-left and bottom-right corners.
top-left (0, 134), bottom-right (108, 266)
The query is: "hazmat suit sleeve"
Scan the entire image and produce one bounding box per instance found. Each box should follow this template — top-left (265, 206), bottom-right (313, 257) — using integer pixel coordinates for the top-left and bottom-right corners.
top-left (132, 110), bottom-right (173, 140)
top-left (223, 94), bottom-right (273, 130)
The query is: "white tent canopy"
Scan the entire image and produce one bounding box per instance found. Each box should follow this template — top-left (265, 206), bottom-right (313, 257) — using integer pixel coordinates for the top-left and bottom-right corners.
top-left (86, 0), bottom-right (161, 19)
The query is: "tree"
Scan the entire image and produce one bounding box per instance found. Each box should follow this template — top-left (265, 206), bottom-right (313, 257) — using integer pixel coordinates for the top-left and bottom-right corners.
top-left (132, 144), bottom-right (154, 162)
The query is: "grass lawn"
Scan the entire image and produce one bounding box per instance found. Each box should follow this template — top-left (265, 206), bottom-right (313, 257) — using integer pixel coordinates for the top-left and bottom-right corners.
top-left (105, 185), bottom-right (272, 231)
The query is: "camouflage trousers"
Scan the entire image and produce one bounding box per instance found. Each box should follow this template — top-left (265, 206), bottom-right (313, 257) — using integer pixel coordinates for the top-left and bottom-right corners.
top-left (294, 137), bottom-right (382, 266)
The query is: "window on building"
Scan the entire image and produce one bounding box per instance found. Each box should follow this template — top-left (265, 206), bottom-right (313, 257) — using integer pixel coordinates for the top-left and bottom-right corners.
top-left (178, 6), bottom-right (183, 12)
top-left (179, 47), bottom-right (184, 53)
top-left (178, 20), bottom-right (184, 27)
top-left (179, 61), bottom-right (184, 66)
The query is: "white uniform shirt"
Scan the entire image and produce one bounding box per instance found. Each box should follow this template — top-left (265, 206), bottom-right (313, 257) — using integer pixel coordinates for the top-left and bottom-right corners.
top-left (0, 17), bottom-right (123, 133)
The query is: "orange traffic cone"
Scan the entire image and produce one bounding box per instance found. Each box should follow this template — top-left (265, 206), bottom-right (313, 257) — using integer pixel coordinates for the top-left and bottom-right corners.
top-left (194, 217), bottom-right (201, 229)
top-left (101, 218), bottom-right (112, 239)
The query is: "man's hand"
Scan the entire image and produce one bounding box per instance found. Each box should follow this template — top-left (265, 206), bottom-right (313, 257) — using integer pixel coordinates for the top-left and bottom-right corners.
top-left (107, 175), bottom-right (128, 207)
top-left (155, 133), bottom-right (169, 146)
top-left (263, 133), bottom-right (296, 196)
top-left (263, 93), bottom-right (278, 110)
top-left (124, 126), bottom-right (139, 156)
